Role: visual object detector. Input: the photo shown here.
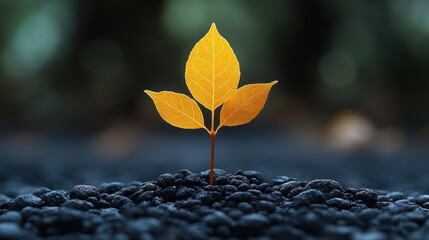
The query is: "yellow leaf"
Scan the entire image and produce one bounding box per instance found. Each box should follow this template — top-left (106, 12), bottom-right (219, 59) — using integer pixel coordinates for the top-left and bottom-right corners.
top-left (144, 90), bottom-right (206, 130)
top-left (219, 81), bottom-right (278, 128)
top-left (185, 23), bottom-right (240, 111)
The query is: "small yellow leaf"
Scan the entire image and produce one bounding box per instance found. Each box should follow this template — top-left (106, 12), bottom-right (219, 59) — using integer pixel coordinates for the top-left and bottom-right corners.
top-left (144, 90), bottom-right (205, 129)
top-left (219, 81), bottom-right (278, 127)
top-left (185, 23), bottom-right (240, 111)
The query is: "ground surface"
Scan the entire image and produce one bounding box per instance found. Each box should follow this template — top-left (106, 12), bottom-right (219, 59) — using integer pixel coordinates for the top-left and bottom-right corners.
top-left (1, 134), bottom-right (429, 239)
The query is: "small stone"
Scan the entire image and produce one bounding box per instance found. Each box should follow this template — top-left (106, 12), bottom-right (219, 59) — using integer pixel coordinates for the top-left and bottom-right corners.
top-left (413, 195), bottom-right (429, 206)
top-left (126, 218), bottom-right (161, 234)
top-left (70, 185), bottom-right (99, 200)
top-left (238, 213), bottom-right (269, 230)
top-left (31, 187), bottom-right (51, 198)
top-left (62, 199), bottom-right (94, 211)
top-left (242, 170), bottom-right (263, 182)
top-left (237, 202), bottom-right (254, 214)
top-left (326, 189), bottom-right (343, 200)
top-left (405, 210), bottom-right (426, 224)
top-left (296, 212), bottom-right (322, 233)
top-left (200, 169), bottom-right (226, 181)
top-left (157, 173), bottom-right (176, 187)
top-left (99, 182), bottom-right (126, 194)
top-left (238, 183), bottom-right (250, 191)
top-left (111, 196), bottom-right (133, 209)
top-left (358, 208), bottom-right (381, 221)
top-left (256, 200), bottom-right (276, 213)
top-left (0, 211), bottom-right (22, 223)
top-left (214, 176), bottom-right (229, 185)
top-left (272, 176), bottom-right (296, 185)
top-left (294, 189), bottom-right (325, 204)
top-left (157, 186), bottom-right (177, 202)
top-left (175, 169), bottom-right (193, 179)
top-left (227, 192), bottom-right (255, 202)
top-left (141, 182), bottom-right (158, 192)
top-left (256, 183), bottom-right (271, 192)
top-left (176, 187), bottom-right (195, 200)
top-left (287, 187), bottom-right (306, 198)
top-left (248, 189), bottom-right (262, 196)
top-left (137, 191), bottom-right (155, 202)
top-left (120, 186), bottom-right (140, 197)
top-left (279, 181), bottom-right (300, 197)
top-left (228, 209), bottom-right (243, 220)
top-left (10, 194), bottom-right (43, 210)
top-left (386, 192), bottom-right (406, 202)
top-left (41, 190), bottom-right (69, 206)
top-left (355, 189), bottom-right (377, 208)
top-left (326, 197), bottom-right (353, 210)
top-left (269, 225), bottom-right (306, 240)
top-left (305, 179), bottom-right (343, 194)
top-left (223, 185), bottom-right (238, 193)
top-left (203, 211), bottom-right (234, 227)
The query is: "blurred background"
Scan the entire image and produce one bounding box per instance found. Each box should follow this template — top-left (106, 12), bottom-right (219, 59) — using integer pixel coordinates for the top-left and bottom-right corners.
top-left (1, 0), bottom-right (429, 194)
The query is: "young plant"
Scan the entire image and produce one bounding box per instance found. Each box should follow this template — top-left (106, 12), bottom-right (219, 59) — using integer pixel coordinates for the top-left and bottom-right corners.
top-left (145, 23), bottom-right (277, 185)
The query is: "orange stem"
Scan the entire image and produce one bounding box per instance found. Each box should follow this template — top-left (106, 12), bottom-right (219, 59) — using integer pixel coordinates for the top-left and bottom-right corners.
top-left (209, 131), bottom-right (215, 185)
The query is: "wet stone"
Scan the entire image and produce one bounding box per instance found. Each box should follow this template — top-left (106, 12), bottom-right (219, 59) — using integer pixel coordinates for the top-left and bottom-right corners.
top-left (279, 181), bottom-right (301, 197)
top-left (99, 182), bottom-right (126, 194)
top-left (227, 192), bottom-right (255, 202)
top-left (294, 189), bottom-right (325, 205)
top-left (175, 187), bottom-right (195, 200)
top-left (305, 179), bottom-right (343, 194)
top-left (238, 213), bottom-right (269, 231)
top-left (157, 174), bottom-right (176, 187)
top-left (41, 190), bottom-right (69, 206)
top-left (326, 197), bottom-right (353, 210)
top-left (256, 200), bottom-right (276, 213)
top-left (120, 186), bottom-right (140, 197)
top-left (386, 192), bottom-right (406, 202)
top-left (62, 199), bottom-right (94, 211)
top-left (203, 211), bottom-right (234, 227)
top-left (111, 196), bottom-right (133, 209)
top-left (137, 191), bottom-right (155, 202)
top-left (355, 189), bottom-right (378, 208)
top-left (287, 187), bottom-right (306, 198)
top-left (242, 170), bottom-right (263, 182)
top-left (414, 195), bottom-right (429, 206)
top-left (70, 185), bottom-right (99, 200)
top-left (237, 202), bottom-right (254, 214)
top-left (10, 194), bottom-right (43, 210)
top-left (272, 176), bottom-right (297, 185)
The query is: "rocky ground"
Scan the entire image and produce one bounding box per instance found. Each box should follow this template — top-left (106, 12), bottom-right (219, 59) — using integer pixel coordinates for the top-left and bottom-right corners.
top-left (1, 169), bottom-right (429, 240)
top-left (1, 134), bottom-right (429, 239)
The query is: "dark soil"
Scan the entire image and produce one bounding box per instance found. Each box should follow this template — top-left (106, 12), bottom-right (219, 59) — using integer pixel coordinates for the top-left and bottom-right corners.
top-left (1, 169), bottom-right (429, 240)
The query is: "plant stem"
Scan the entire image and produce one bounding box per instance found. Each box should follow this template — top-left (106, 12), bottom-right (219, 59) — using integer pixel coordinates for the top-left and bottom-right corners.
top-left (209, 131), bottom-right (215, 185)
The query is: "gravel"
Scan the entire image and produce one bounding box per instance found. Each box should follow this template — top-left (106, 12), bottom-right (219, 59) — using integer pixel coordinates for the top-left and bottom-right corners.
top-left (1, 169), bottom-right (429, 239)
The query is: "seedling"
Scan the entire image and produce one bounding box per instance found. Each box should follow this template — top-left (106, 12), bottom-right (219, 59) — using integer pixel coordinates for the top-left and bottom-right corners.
top-left (145, 23), bottom-right (277, 185)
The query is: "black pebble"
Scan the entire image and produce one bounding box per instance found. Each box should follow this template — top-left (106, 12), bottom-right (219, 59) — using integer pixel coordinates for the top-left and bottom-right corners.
top-left (354, 189), bottom-right (378, 208)
top-left (99, 182), bottom-right (126, 194)
top-left (238, 213), bottom-right (269, 232)
top-left (227, 192), bottom-right (255, 202)
top-left (70, 185), bottom-right (100, 200)
top-left (10, 194), bottom-right (43, 210)
top-left (305, 179), bottom-right (343, 194)
top-left (157, 174), bottom-right (176, 187)
top-left (41, 190), bottom-right (69, 206)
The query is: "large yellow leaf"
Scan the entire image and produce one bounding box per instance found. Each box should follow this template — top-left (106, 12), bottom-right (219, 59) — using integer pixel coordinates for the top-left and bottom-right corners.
top-left (185, 23), bottom-right (240, 111)
top-left (219, 81), bottom-right (278, 127)
top-left (144, 90), bottom-right (205, 129)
